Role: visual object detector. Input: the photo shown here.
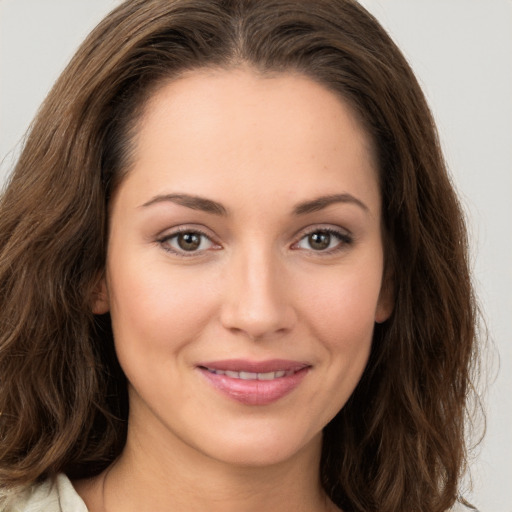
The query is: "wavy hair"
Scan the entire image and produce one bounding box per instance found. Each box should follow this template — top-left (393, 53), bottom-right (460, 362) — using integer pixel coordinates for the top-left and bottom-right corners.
top-left (0, 1), bottom-right (481, 510)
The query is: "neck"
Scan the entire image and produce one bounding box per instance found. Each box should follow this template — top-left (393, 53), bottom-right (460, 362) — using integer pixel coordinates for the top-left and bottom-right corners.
top-left (76, 410), bottom-right (337, 512)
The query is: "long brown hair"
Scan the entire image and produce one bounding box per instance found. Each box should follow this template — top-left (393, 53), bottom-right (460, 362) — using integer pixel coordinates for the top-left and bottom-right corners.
top-left (0, 1), bottom-right (481, 510)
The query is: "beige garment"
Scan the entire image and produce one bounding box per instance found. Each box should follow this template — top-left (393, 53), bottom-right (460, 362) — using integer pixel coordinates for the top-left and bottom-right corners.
top-left (1, 474), bottom-right (88, 512)
top-left (1, 474), bottom-right (477, 512)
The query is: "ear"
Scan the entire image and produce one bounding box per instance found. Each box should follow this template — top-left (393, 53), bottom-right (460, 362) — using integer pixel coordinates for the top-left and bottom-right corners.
top-left (91, 274), bottom-right (110, 315)
top-left (375, 268), bottom-right (394, 324)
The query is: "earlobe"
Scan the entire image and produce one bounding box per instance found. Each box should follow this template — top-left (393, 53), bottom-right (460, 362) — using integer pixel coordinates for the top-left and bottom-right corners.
top-left (91, 275), bottom-right (110, 315)
top-left (375, 296), bottom-right (393, 324)
top-left (375, 272), bottom-right (394, 324)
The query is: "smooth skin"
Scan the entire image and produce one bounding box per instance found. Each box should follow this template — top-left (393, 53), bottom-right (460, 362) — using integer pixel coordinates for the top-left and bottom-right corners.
top-left (76, 67), bottom-right (392, 512)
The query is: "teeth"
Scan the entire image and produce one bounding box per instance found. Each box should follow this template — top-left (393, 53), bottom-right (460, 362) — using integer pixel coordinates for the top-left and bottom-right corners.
top-left (239, 371), bottom-right (258, 380)
top-left (205, 368), bottom-right (293, 380)
top-left (258, 371), bottom-right (277, 380)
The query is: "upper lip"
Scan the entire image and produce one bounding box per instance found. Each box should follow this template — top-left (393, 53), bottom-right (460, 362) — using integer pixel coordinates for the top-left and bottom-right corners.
top-left (197, 359), bottom-right (310, 373)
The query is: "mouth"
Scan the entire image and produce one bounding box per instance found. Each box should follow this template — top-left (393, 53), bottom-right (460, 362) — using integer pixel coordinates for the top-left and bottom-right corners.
top-left (202, 368), bottom-right (295, 380)
top-left (196, 359), bottom-right (311, 406)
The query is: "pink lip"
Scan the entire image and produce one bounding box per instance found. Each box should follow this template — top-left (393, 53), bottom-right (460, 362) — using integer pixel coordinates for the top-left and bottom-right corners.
top-left (198, 359), bottom-right (309, 373)
top-left (197, 359), bottom-right (311, 406)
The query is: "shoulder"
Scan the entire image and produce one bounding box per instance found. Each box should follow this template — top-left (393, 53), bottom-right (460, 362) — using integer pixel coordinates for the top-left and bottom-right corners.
top-left (0, 474), bottom-right (88, 512)
top-left (450, 502), bottom-right (480, 512)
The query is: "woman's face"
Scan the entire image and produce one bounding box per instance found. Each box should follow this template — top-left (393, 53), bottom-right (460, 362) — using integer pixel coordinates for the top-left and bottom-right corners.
top-left (95, 68), bottom-right (392, 468)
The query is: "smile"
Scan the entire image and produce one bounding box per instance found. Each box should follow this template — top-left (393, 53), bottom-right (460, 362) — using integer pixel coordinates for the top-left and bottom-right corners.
top-left (197, 359), bottom-right (311, 406)
top-left (203, 368), bottom-right (294, 380)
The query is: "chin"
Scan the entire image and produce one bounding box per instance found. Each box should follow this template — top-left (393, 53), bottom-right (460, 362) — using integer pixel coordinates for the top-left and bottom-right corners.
top-left (187, 421), bottom-right (324, 469)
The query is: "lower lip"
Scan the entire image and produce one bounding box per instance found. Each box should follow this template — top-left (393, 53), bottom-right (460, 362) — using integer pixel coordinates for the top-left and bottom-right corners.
top-left (198, 367), bottom-right (310, 406)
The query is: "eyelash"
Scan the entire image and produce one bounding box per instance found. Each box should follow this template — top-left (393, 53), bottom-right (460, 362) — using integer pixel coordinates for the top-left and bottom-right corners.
top-left (157, 226), bottom-right (353, 257)
top-left (157, 227), bottom-right (219, 257)
top-left (292, 227), bottom-right (353, 255)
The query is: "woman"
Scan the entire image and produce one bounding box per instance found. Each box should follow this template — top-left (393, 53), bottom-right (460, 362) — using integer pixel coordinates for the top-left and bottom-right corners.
top-left (0, 0), bottom-right (480, 511)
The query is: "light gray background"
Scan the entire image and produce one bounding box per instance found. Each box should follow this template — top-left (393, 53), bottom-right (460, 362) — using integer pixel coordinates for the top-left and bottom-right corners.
top-left (1, 1), bottom-right (511, 510)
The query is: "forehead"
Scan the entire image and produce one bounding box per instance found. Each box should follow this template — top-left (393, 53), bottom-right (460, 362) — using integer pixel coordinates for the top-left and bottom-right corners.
top-left (118, 67), bottom-right (380, 215)
top-left (140, 67), bottom-right (375, 160)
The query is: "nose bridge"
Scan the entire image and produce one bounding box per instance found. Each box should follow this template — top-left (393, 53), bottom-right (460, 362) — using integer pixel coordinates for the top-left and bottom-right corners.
top-left (220, 240), bottom-right (295, 339)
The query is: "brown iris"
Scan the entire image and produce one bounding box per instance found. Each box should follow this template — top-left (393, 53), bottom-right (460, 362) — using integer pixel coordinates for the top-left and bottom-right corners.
top-left (177, 232), bottom-right (202, 251)
top-left (308, 231), bottom-right (332, 250)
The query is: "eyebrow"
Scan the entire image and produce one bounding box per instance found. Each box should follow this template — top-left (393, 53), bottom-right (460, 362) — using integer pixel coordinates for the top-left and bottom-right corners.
top-left (140, 192), bottom-right (368, 217)
top-left (141, 194), bottom-right (228, 215)
top-left (293, 193), bottom-right (369, 215)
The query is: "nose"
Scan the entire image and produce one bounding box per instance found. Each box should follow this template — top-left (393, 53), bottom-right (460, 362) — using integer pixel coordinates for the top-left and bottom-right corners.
top-left (219, 247), bottom-right (297, 341)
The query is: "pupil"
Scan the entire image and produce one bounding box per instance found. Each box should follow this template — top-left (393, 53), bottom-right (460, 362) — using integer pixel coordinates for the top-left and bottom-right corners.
top-left (309, 232), bottom-right (330, 250)
top-left (178, 232), bottom-right (201, 251)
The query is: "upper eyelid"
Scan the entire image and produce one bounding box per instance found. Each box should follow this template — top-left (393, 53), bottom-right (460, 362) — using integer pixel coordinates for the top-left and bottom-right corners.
top-left (157, 224), bottom-right (216, 240)
top-left (293, 224), bottom-right (352, 239)
top-left (157, 229), bottom-right (219, 258)
top-left (291, 225), bottom-right (354, 251)
top-left (155, 223), bottom-right (352, 246)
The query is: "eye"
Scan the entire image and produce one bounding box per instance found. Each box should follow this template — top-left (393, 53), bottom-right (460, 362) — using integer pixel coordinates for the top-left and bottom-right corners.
top-left (294, 228), bottom-right (352, 252)
top-left (159, 229), bottom-right (218, 255)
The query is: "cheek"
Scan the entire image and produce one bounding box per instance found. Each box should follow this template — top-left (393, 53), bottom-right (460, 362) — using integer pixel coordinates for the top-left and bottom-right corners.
top-left (106, 258), bottom-right (219, 359)
top-left (287, 262), bottom-right (382, 429)
top-left (311, 279), bottom-right (376, 379)
top-left (299, 262), bottom-right (383, 346)
top-left (296, 255), bottom-right (383, 399)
